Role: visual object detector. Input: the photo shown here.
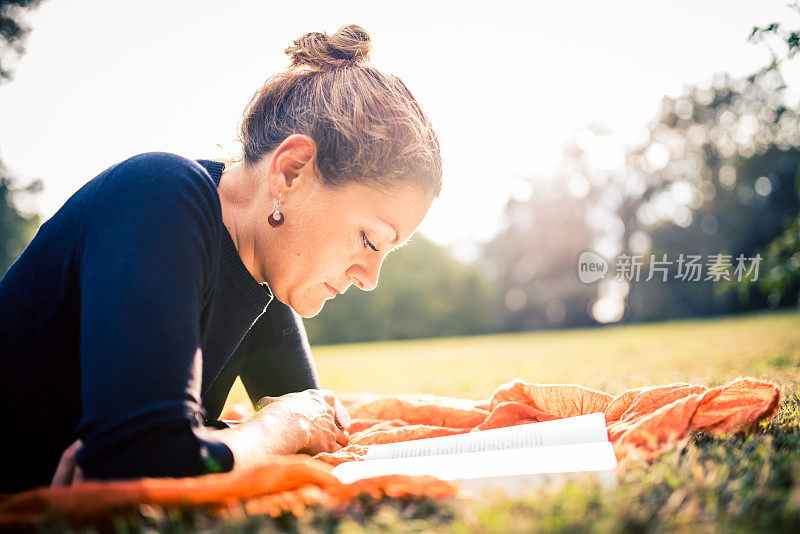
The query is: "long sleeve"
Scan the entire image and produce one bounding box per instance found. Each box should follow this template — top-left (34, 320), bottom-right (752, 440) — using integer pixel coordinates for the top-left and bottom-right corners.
top-left (75, 152), bottom-right (234, 480)
top-left (239, 299), bottom-right (322, 404)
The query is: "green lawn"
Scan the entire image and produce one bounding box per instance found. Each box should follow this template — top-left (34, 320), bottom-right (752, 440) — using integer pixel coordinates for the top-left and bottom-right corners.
top-left (111, 310), bottom-right (800, 531)
top-left (227, 308), bottom-right (800, 404)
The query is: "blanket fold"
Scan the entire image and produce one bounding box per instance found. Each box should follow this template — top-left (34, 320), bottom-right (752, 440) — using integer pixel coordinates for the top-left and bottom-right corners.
top-left (0, 376), bottom-right (780, 530)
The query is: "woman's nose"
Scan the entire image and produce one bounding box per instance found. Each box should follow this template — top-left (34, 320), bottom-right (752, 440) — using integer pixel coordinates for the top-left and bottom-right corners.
top-left (347, 255), bottom-right (383, 292)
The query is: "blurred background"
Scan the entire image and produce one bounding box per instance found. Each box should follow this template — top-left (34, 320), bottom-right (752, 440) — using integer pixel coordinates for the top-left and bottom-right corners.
top-left (1, 0), bottom-right (798, 345)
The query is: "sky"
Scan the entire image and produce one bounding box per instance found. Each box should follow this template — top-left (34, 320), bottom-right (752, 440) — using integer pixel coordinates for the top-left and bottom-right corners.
top-left (0, 0), bottom-right (796, 261)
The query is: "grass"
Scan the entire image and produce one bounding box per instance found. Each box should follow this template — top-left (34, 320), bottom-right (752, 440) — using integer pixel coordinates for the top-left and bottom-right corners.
top-left (226, 308), bottom-right (800, 402)
top-left (56, 309), bottom-right (800, 532)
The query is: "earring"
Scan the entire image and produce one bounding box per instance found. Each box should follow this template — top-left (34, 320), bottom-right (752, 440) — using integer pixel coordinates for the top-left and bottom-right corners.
top-left (268, 193), bottom-right (284, 228)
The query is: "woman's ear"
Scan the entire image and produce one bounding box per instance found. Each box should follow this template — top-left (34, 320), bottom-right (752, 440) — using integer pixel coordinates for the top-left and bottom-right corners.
top-left (270, 134), bottom-right (317, 192)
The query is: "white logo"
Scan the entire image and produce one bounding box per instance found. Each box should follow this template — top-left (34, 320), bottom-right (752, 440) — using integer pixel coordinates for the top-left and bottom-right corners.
top-left (578, 251), bottom-right (608, 283)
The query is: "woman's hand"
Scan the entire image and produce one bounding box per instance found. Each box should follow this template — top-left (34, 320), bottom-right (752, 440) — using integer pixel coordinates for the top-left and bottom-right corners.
top-left (255, 389), bottom-right (351, 455)
top-left (50, 439), bottom-right (83, 487)
top-left (215, 388), bottom-right (351, 468)
top-left (50, 389), bottom-right (352, 484)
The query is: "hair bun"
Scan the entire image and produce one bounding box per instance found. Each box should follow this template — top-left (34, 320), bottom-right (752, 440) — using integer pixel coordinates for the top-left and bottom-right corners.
top-left (286, 24), bottom-right (371, 70)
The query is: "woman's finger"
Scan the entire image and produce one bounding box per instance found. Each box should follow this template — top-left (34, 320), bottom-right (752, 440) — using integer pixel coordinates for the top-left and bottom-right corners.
top-left (50, 439), bottom-right (83, 488)
top-left (256, 395), bottom-right (279, 410)
top-left (336, 428), bottom-right (350, 448)
top-left (318, 389), bottom-right (338, 408)
top-left (304, 420), bottom-right (338, 454)
top-left (333, 397), bottom-right (351, 430)
top-left (316, 389), bottom-right (350, 430)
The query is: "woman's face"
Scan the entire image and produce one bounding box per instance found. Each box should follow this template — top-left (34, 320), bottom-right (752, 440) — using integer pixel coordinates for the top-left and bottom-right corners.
top-left (255, 172), bottom-right (434, 318)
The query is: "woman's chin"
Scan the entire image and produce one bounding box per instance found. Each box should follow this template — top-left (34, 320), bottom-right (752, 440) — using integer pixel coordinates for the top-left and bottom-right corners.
top-left (292, 298), bottom-right (327, 319)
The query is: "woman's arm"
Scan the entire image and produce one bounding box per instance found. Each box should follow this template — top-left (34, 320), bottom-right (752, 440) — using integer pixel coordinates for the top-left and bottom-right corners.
top-left (209, 389), bottom-right (349, 468)
top-left (76, 153), bottom-right (236, 480)
top-left (52, 388), bottom-right (348, 485)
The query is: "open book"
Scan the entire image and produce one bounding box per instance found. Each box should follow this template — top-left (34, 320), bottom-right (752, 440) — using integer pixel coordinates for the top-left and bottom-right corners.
top-left (332, 412), bottom-right (618, 496)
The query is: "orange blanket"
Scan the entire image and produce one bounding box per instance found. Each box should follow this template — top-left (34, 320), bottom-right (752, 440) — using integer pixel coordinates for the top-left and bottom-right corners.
top-left (0, 377), bottom-right (780, 530)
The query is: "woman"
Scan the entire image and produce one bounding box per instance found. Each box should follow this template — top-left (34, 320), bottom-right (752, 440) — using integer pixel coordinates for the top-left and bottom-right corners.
top-left (0, 24), bottom-right (441, 492)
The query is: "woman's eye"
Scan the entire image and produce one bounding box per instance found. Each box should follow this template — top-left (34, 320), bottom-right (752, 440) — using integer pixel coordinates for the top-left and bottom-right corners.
top-left (361, 231), bottom-right (379, 252)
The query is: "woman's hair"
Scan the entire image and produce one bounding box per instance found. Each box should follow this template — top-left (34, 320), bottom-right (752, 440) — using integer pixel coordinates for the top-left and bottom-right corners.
top-left (237, 24), bottom-right (442, 197)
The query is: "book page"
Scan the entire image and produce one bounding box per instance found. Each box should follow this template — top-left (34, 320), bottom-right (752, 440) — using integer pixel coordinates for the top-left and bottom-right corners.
top-left (334, 441), bottom-right (618, 487)
top-left (363, 412), bottom-right (608, 460)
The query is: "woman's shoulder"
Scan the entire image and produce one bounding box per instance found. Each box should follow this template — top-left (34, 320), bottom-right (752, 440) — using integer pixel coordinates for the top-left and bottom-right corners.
top-left (83, 151), bottom-right (223, 221)
top-left (67, 151), bottom-right (225, 257)
top-left (99, 151), bottom-right (219, 200)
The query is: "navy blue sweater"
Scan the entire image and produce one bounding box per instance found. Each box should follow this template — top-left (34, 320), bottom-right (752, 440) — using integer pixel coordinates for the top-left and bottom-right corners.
top-left (0, 152), bottom-right (321, 493)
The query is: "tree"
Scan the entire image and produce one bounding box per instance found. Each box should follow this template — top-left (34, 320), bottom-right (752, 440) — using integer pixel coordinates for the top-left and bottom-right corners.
top-left (725, 8), bottom-right (800, 309)
top-left (0, 0), bottom-right (44, 81)
top-left (304, 235), bottom-right (496, 344)
top-left (618, 11), bottom-right (800, 320)
top-left (730, 211), bottom-right (800, 309)
top-left (0, 0), bottom-right (45, 275)
top-left (0, 164), bottom-right (40, 273)
top-left (481, 175), bottom-right (599, 332)
top-left (479, 12), bottom-right (800, 329)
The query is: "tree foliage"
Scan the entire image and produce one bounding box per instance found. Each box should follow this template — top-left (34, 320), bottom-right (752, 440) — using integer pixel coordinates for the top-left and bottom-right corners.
top-left (0, 163), bottom-right (39, 274)
top-left (747, 5), bottom-right (800, 80)
top-left (624, 74), bottom-right (800, 320)
top-left (481, 11), bottom-right (800, 329)
top-left (0, 0), bottom-right (44, 82)
top-left (482, 178), bottom-right (598, 332)
top-left (618, 10), bottom-right (800, 319)
top-left (0, 0), bottom-right (43, 276)
top-left (304, 235), bottom-right (496, 344)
